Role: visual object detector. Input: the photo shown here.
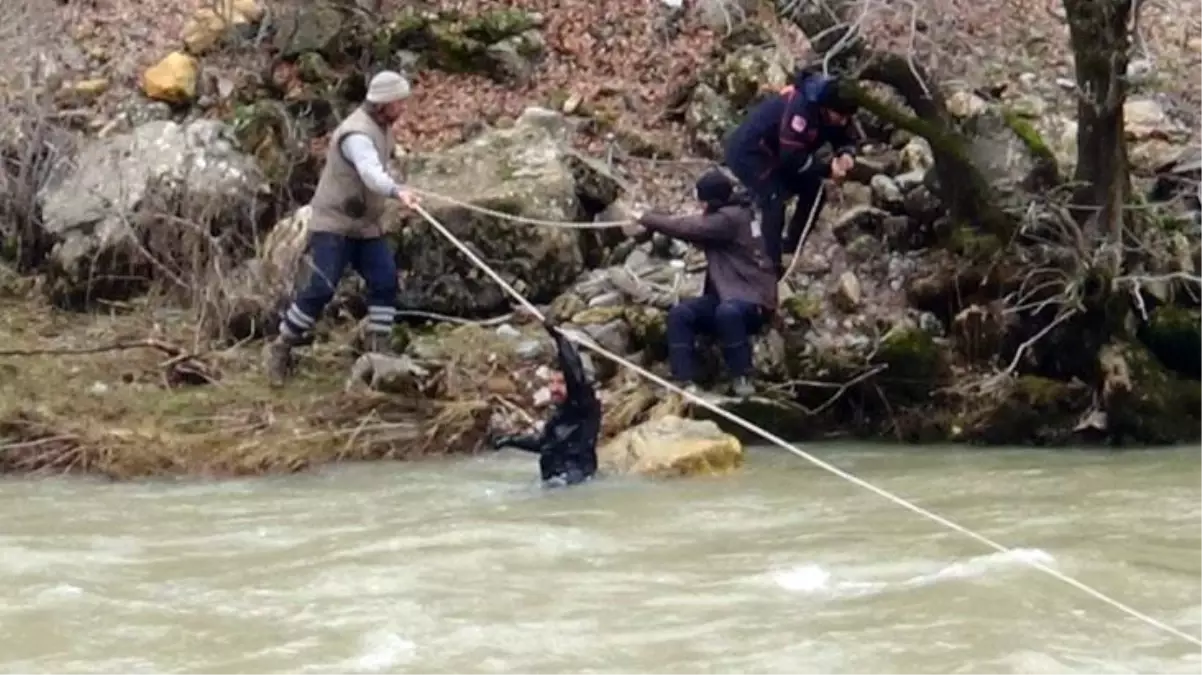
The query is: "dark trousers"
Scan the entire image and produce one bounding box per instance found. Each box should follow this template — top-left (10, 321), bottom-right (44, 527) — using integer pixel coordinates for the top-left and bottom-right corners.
top-left (666, 295), bottom-right (765, 383)
top-left (756, 174), bottom-right (826, 276)
top-left (278, 231), bottom-right (398, 339)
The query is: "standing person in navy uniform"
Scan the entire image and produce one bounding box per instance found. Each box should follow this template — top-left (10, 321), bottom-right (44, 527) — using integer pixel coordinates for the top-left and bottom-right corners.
top-left (723, 70), bottom-right (860, 277)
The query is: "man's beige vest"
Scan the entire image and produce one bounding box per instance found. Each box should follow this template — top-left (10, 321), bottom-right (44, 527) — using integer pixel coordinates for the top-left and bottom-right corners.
top-left (309, 106), bottom-right (396, 238)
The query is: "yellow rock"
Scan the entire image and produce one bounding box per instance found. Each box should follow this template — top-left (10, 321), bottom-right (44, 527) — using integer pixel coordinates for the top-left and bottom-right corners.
top-left (226, 0), bottom-right (265, 23)
top-left (72, 78), bottom-right (110, 96)
top-left (599, 415), bottom-right (743, 478)
top-left (58, 78), bottom-right (110, 104)
top-left (183, 0), bottom-right (264, 54)
top-left (183, 8), bottom-right (230, 55)
top-left (142, 52), bottom-right (198, 104)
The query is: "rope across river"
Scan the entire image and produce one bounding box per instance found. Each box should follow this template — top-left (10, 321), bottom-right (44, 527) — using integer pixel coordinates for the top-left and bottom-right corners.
top-left (410, 201), bottom-right (1202, 649)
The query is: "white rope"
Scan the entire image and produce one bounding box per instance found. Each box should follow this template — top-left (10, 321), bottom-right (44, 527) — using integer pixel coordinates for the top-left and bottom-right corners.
top-left (410, 187), bottom-right (631, 229)
top-left (413, 202), bottom-right (1202, 649)
top-left (780, 182), bottom-right (825, 282)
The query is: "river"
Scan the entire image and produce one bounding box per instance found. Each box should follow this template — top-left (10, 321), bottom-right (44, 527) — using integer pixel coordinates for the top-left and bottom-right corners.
top-left (0, 444), bottom-right (1198, 674)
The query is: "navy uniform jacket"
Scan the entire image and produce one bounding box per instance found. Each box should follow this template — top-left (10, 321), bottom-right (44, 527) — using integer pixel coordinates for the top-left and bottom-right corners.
top-left (723, 73), bottom-right (857, 198)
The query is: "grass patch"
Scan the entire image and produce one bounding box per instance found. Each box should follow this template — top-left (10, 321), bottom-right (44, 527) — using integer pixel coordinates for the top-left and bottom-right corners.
top-left (0, 298), bottom-right (490, 479)
top-left (0, 299), bottom-right (692, 479)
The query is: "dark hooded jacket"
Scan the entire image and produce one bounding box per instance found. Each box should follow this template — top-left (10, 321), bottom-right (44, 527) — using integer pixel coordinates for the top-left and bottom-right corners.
top-left (637, 182), bottom-right (778, 311)
top-left (493, 325), bottom-right (600, 486)
top-left (723, 72), bottom-right (858, 198)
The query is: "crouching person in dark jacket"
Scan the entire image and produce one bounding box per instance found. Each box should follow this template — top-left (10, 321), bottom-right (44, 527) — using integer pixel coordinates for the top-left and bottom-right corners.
top-left (490, 319), bottom-right (601, 488)
top-left (636, 170), bottom-right (779, 398)
top-left (723, 70), bottom-right (860, 277)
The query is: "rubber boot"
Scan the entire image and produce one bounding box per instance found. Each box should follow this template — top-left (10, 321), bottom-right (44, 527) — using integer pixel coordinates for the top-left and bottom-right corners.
top-left (363, 332), bottom-right (394, 355)
top-left (265, 335), bottom-right (299, 387)
top-left (731, 376), bottom-right (756, 398)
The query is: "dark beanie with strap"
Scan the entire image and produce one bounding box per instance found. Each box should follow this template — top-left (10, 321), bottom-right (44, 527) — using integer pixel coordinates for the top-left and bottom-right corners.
top-left (695, 169), bottom-right (734, 210)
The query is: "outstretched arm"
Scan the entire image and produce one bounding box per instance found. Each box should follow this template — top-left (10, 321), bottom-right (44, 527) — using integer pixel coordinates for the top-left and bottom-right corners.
top-left (493, 432), bottom-right (543, 454)
top-left (638, 211), bottom-right (738, 244)
top-left (547, 323), bottom-right (595, 407)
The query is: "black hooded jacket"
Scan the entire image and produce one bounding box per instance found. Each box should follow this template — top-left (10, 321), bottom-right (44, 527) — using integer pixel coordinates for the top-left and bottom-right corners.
top-left (492, 325), bottom-right (600, 486)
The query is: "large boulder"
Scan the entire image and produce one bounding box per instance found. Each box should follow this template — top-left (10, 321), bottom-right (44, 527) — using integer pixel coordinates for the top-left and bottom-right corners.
top-left (37, 119), bottom-right (266, 305)
top-left (390, 107), bottom-right (619, 316)
top-left (954, 98), bottom-right (1059, 198)
top-left (598, 415), bottom-right (743, 478)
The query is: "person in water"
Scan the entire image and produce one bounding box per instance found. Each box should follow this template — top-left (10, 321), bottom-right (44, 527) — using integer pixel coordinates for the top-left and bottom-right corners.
top-left (489, 317), bottom-right (601, 487)
top-left (634, 169), bottom-right (778, 398)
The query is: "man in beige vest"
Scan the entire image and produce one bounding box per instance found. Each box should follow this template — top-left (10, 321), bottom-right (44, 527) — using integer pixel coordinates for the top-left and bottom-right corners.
top-left (266, 71), bottom-right (420, 386)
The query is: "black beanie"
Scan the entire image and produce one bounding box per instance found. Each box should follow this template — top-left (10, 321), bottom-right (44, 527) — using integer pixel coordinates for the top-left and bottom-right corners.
top-left (818, 78), bottom-right (859, 116)
top-left (695, 169), bottom-right (734, 206)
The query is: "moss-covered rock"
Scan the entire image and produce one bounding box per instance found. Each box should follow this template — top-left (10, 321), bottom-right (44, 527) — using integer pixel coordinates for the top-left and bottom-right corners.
top-left (1100, 340), bottom-right (1202, 445)
top-left (571, 306), bottom-right (626, 326)
top-left (780, 292), bottom-right (822, 323)
top-left (946, 223), bottom-right (1002, 261)
top-left (960, 376), bottom-right (1091, 445)
top-left (295, 52), bottom-right (336, 84)
top-left (684, 84), bottom-right (737, 159)
top-left (702, 45), bottom-right (792, 111)
top-left (229, 100), bottom-right (320, 197)
top-left (625, 306), bottom-right (667, 361)
top-left (1139, 306), bottom-right (1201, 379)
top-left (373, 8), bottom-right (542, 81)
top-left (871, 326), bottom-right (949, 403)
top-left (548, 292), bottom-right (587, 323)
top-left (960, 104), bottom-right (1060, 206)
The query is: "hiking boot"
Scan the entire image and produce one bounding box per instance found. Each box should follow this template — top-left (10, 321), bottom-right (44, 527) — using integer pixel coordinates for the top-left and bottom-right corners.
top-left (363, 332), bottom-right (394, 355)
top-left (668, 383), bottom-right (719, 406)
top-left (265, 337), bottom-right (296, 387)
top-left (731, 376), bottom-right (756, 398)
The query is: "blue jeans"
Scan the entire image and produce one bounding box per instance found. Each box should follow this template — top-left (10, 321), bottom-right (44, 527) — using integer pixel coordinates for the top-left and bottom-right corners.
top-left (666, 296), bottom-right (765, 383)
top-left (278, 232), bottom-right (398, 339)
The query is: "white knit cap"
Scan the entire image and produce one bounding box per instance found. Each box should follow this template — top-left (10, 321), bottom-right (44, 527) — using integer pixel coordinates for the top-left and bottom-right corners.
top-left (366, 71), bottom-right (410, 104)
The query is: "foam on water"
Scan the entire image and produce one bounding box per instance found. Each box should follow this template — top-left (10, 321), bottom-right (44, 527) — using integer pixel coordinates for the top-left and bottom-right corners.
top-left (769, 548), bottom-right (1059, 599)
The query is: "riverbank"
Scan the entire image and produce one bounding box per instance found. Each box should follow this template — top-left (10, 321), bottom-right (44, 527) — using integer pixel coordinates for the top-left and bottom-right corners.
top-left (0, 297), bottom-right (463, 478)
top-left (0, 293), bottom-right (691, 479)
top-left (2, 286), bottom-right (1197, 480)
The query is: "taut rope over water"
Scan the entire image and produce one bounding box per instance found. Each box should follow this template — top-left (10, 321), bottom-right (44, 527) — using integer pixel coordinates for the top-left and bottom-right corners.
top-left (412, 202), bottom-right (1202, 649)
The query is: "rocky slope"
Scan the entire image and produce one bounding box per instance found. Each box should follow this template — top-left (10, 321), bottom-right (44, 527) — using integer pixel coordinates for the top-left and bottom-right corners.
top-left (0, 0), bottom-right (1199, 478)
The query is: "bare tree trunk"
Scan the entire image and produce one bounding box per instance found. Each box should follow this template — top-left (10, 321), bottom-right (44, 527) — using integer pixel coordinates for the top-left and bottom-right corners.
top-left (1063, 0), bottom-right (1132, 261)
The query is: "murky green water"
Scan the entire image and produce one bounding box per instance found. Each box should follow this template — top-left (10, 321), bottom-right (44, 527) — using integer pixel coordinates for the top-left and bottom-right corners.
top-left (0, 444), bottom-right (1198, 673)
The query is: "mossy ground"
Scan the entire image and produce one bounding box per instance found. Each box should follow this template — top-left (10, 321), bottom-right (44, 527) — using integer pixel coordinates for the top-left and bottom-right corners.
top-left (0, 296), bottom-right (688, 480)
top-left (0, 298), bottom-right (488, 479)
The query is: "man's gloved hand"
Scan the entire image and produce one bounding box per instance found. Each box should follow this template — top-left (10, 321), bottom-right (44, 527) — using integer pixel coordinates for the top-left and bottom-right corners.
top-left (490, 435), bottom-right (514, 450)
